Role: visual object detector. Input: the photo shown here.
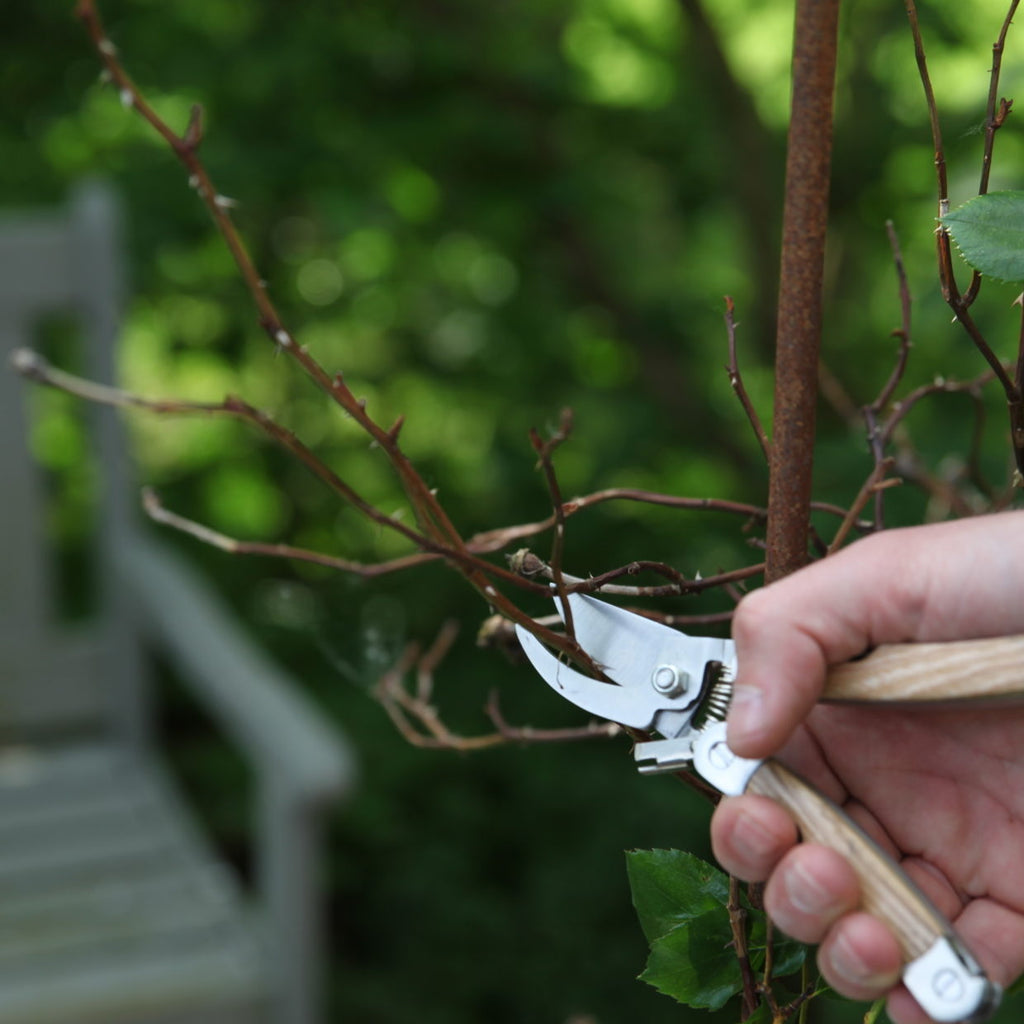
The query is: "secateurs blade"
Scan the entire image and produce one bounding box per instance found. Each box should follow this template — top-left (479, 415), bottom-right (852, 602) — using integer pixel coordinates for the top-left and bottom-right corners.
top-left (516, 591), bottom-right (1013, 1024)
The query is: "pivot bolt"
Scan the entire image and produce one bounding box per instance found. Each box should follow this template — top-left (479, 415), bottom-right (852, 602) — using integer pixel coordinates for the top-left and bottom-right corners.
top-left (651, 664), bottom-right (689, 697)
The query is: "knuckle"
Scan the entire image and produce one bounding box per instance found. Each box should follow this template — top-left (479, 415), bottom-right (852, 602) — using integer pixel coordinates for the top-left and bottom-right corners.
top-left (732, 586), bottom-right (777, 648)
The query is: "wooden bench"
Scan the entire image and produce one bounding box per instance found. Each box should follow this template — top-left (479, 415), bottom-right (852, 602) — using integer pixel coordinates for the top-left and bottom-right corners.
top-left (0, 182), bottom-right (354, 1024)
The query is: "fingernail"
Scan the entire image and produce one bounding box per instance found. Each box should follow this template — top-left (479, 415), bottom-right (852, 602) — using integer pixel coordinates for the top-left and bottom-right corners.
top-left (784, 859), bottom-right (833, 915)
top-left (730, 808), bottom-right (778, 864)
top-left (829, 931), bottom-right (889, 988)
top-left (728, 685), bottom-right (764, 745)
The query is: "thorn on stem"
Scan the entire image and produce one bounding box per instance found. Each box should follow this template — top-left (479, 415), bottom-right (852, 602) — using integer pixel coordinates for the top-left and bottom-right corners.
top-left (183, 103), bottom-right (204, 149)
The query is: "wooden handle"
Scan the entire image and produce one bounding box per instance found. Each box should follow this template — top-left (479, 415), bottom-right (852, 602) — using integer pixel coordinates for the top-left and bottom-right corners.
top-left (689, 723), bottom-right (997, 1020)
top-left (822, 636), bottom-right (1024, 704)
top-left (747, 758), bottom-right (947, 959)
top-left (739, 758), bottom-right (998, 1021)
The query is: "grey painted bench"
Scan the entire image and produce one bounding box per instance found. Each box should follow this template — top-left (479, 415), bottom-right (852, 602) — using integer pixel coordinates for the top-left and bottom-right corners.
top-left (0, 182), bottom-right (355, 1023)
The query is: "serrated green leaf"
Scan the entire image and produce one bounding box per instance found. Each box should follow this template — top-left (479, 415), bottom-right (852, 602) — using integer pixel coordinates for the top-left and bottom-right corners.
top-left (748, 915), bottom-right (808, 980)
top-left (940, 190), bottom-right (1024, 282)
top-left (626, 849), bottom-right (731, 943)
top-left (640, 906), bottom-right (745, 1010)
top-left (627, 849), bottom-right (809, 1012)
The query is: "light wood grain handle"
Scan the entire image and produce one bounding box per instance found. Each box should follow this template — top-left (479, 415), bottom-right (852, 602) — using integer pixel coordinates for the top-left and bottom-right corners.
top-left (822, 636), bottom-right (1024, 704)
top-left (747, 759), bottom-right (947, 959)
top-left (746, 759), bottom-right (998, 1022)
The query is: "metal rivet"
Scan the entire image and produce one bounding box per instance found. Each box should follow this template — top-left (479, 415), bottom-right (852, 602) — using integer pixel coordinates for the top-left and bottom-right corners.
top-left (706, 741), bottom-right (735, 771)
top-left (933, 968), bottom-right (965, 1003)
top-left (651, 664), bottom-right (688, 697)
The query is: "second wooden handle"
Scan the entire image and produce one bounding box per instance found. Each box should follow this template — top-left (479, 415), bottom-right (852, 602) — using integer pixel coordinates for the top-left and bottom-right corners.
top-left (746, 758), bottom-right (950, 960)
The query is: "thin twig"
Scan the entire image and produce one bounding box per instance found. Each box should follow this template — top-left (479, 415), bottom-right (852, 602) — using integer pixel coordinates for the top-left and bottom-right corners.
top-left (469, 489), bottom-right (869, 558)
top-left (529, 409), bottom-right (576, 637)
top-left (727, 875), bottom-right (759, 1018)
top-left (827, 459), bottom-right (900, 554)
top-left (880, 369), bottom-right (999, 446)
top-left (11, 348), bottom-right (433, 550)
top-left (76, 0), bottom-right (581, 635)
top-left (872, 223), bottom-right (914, 415)
top-left (374, 633), bottom-right (623, 751)
top-left (509, 549), bottom-right (765, 598)
top-left (724, 296), bottom-right (771, 462)
top-left (964, 0), bottom-right (1019, 306)
top-left (905, 0), bottom-right (1024, 475)
top-left (485, 691), bottom-right (622, 745)
top-left (859, 222), bottom-right (914, 530)
top-left (142, 489), bottom-right (429, 577)
top-left (903, 0), bottom-right (949, 209)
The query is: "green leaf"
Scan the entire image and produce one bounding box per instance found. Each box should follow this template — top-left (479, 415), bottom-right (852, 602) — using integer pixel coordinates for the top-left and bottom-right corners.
top-left (640, 907), bottom-right (746, 1010)
top-left (748, 914), bottom-right (808, 980)
top-left (625, 849), bottom-right (730, 943)
top-left (940, 191), bottom-right (1024, 282)
top-left (627, 850), bottom-right (808, 1011)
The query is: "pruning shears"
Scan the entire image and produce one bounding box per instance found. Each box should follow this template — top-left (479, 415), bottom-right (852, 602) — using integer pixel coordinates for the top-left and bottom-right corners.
top-left (515, 591), bottom-right (1024, 1023)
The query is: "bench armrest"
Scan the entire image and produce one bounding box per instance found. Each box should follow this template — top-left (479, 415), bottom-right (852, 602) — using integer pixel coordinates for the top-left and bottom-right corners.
top-left (116, 532), bottom-right (355, 1024)
top-left (116, 532), bottom-right (355, 804)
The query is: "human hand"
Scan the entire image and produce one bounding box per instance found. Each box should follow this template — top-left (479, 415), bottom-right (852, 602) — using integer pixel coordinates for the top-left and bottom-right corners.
top-left (710, 512), bottom-right (1024, 1023)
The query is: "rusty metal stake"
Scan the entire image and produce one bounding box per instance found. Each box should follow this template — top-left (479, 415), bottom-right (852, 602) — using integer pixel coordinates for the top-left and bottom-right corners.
top-left (766, 0), bottom-right (842, 583)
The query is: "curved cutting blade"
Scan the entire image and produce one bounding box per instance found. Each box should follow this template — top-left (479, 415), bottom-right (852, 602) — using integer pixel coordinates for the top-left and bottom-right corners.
top-left (515, 625), bottom-right (660, 729)
top-left (561, 592), bottom-right (736, 689)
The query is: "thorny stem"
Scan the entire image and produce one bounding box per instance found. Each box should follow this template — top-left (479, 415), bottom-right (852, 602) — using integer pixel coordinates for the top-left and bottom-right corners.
top-left (142, 489), bottom-right (433, 578)
top-left (727, 875), bottom-right (758, 1018)
top-left (880, 370), bottom-right (1000, 447)
top-left (905, 0), bottom-right (1024, 477)
top-left (872, 223), bottom-right (914, 416)
top-left (965, 0), bottom-right (1019, 306)
top-left (772, 965), bottom-right (818, 1024)
top-left (73, 0), bottom-right (563, 635)
top-left (475, 490), bottom-right (871, 558)
top-left (14, 350), bottom-right (618, 676)
top-left (529, 409), bottom-right (576, 637)
top-left (375, 630), bottom-right (623, 752)
top-left (765, 0), bottom-right (841, 583)
top-left (826, 459), bottom-right (899, 554)
top-left (861, 222), bottom-right (913, 531)
top-left (903, 0), bottom-right (948, 210)
top-left (11, 351), bottom-right (425, 545)
top-left (725, 296), bottom-right (771, 462)
top-left (510, 549), bottom-right (765, 598)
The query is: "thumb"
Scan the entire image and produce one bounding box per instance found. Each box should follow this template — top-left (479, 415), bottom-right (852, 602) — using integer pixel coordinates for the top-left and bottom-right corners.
top-left (724, 512), bottom-right (1024, 759)
top-left (725, 581), bottom-right (834, 758)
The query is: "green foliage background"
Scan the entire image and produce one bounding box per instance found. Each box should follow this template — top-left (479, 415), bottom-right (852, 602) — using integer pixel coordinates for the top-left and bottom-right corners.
top-left (6, 0), bottom-right (1024, 1020)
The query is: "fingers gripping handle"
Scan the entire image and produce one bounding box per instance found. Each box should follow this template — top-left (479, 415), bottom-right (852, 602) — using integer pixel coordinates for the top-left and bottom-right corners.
top-left (692, 723), bottom-right (1000, 1023)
